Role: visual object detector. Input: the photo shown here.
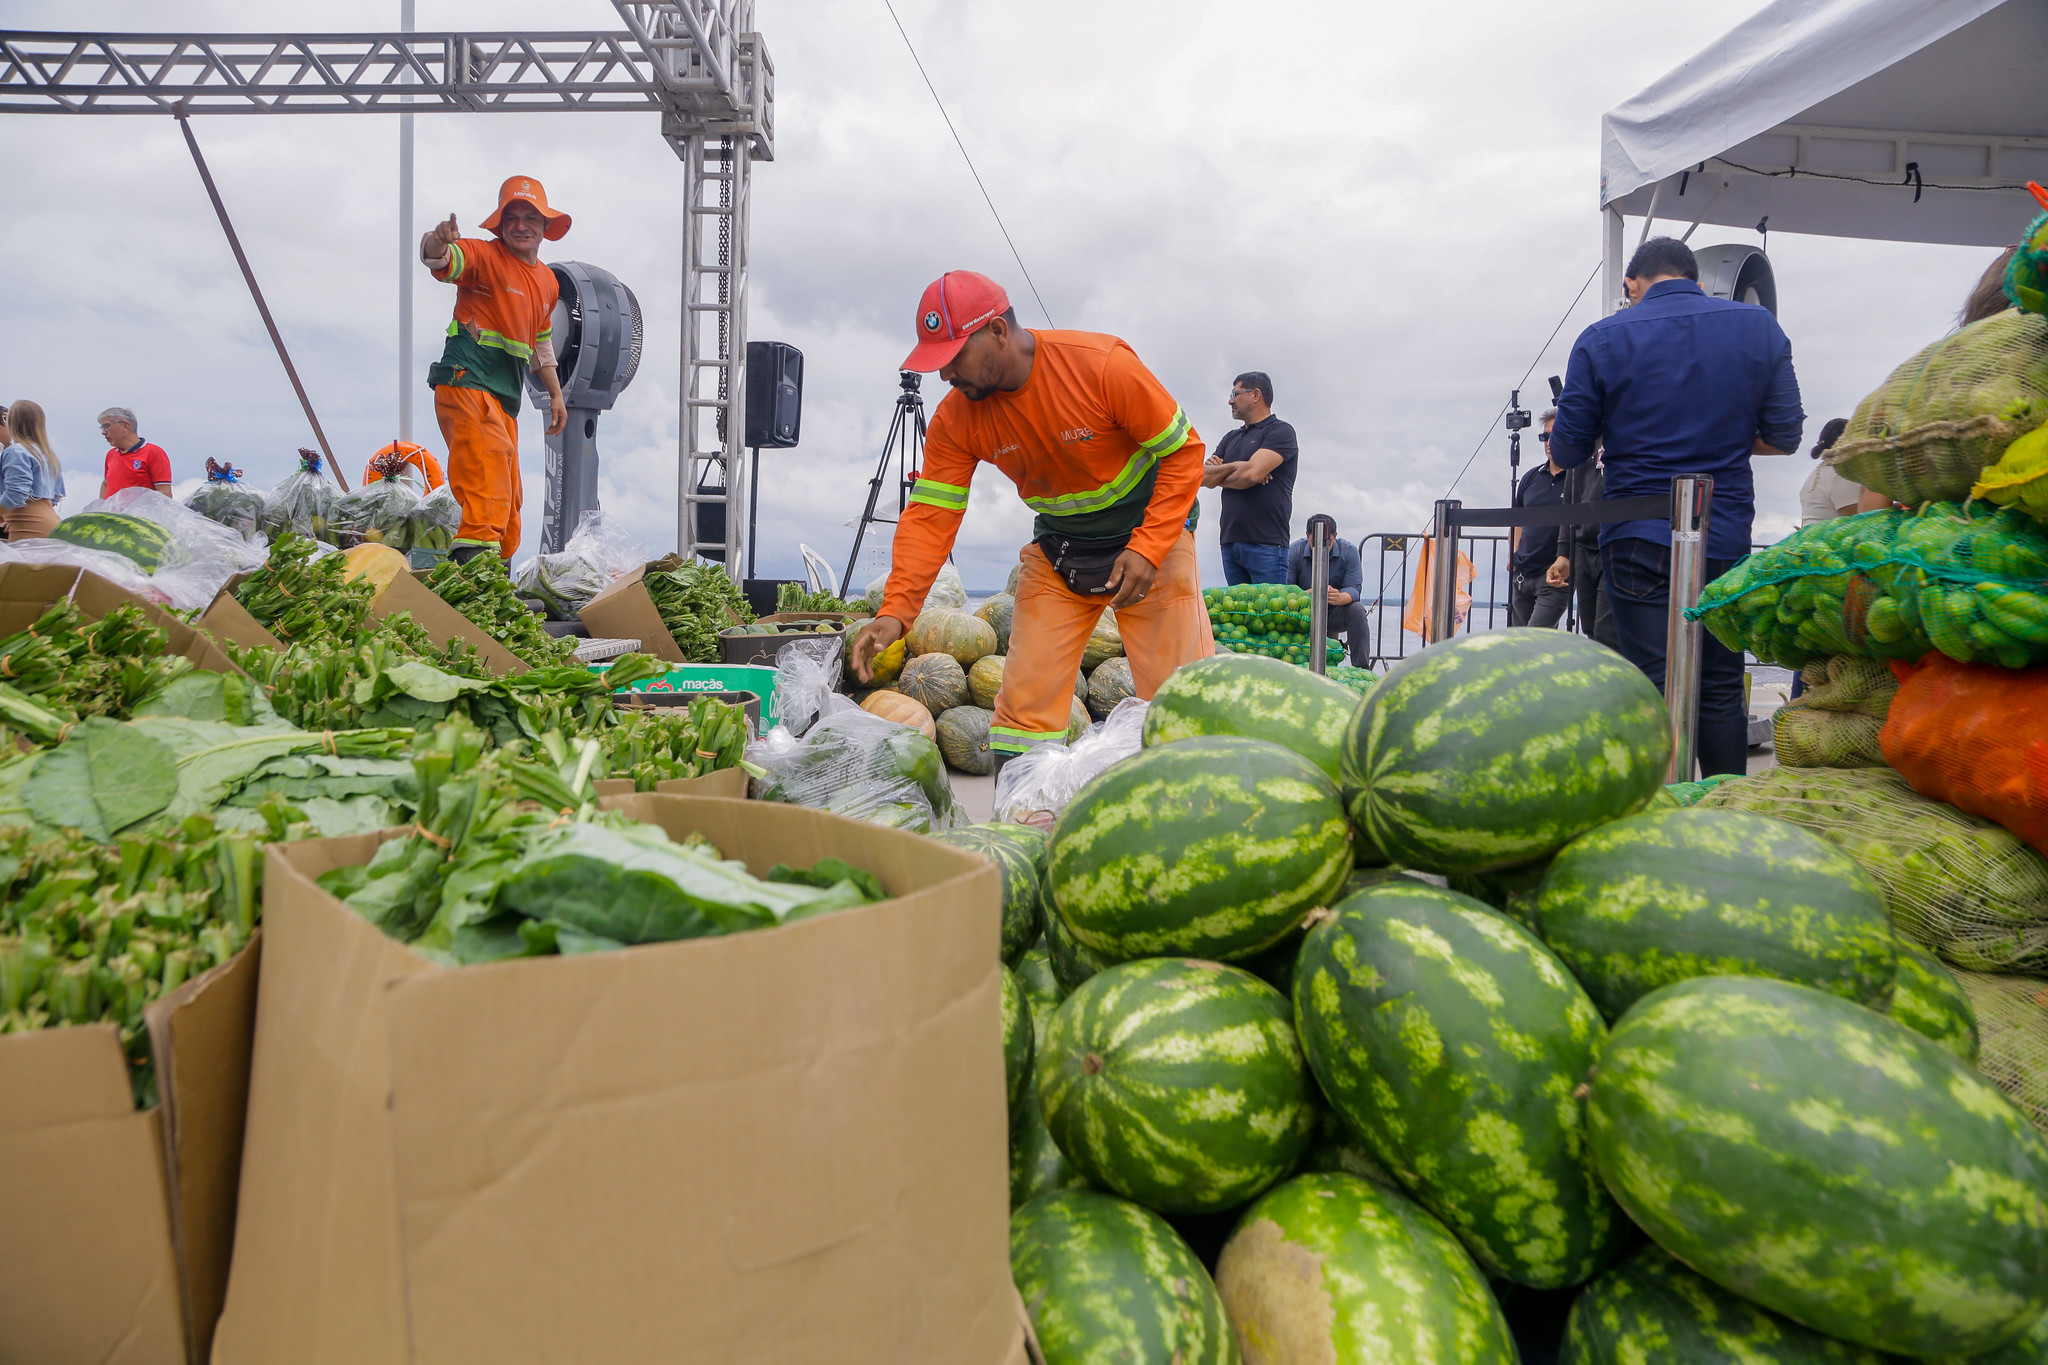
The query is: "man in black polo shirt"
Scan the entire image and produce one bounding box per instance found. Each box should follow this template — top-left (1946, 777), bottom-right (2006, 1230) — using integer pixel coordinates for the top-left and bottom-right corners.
top-left (1202, 371), bottom-right (1298, 584)
top-left (1509, 418), bottom-right (1571, 627)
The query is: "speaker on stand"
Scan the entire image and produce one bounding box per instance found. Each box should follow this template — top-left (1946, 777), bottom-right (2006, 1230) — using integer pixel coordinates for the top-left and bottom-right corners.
top-left (742, 341), bottom-right (803, 585)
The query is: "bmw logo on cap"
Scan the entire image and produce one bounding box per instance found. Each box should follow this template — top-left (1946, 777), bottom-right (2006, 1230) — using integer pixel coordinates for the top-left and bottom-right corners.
top-left (924, 310), bottom-right (942, 333)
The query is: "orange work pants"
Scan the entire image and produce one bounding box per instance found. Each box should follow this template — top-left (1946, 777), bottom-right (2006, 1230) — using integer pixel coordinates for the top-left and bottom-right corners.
top-left (992, 530), bottom-right (1215, 755)
top-left (434, 383), bottom-right (522, 559)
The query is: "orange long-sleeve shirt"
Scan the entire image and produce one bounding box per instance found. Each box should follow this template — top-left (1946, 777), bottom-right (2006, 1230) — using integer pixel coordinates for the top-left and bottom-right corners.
top-left (879, 330), bottom-right (1201, 626)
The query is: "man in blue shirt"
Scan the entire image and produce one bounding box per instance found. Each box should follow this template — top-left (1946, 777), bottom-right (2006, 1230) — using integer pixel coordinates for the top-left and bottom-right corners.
top-left (1509, 422), bottom-right (1571, 628)
top-left (1286, 526), bottom-right (1371, 666)
top-left (1550, 237), bottom-right (1804, 777)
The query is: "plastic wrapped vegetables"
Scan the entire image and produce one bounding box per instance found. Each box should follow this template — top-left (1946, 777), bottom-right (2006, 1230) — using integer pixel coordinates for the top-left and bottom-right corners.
top-left (235, 530), bottom-right (376, 645)
top-left (261, 448), bottom-right (340, 544)
top-left (424, 552), bottom-right (579, 664)
top-left (751, 705), bottom-right (959, 832)
top-left (184, 458), bottom-right (267, 538)
top-left (330, 469), bottom-right (422, 549)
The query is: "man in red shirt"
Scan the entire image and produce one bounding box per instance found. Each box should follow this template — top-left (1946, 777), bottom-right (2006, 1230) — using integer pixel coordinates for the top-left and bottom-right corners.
top-left (850, 272), bottom-right (1212, 768)
top-left (420, 175), bottom-right (569, 560)
top-left (97, 407), bottom-right (172, 498)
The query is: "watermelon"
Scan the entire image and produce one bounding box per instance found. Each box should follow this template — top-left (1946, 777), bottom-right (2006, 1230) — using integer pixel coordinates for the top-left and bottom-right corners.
top-left (975, 592), bottom-right (1015, 653)
top-left (936, 704), bottom-right (995, 774)
top-left (1341, 630), bottom-right (1670, 874)
top-left (1294, 882), bottom-right (1624, 1288)
top-left (1533, 807), bottom-right (1896, 1021)
top-left (1082, 609), bottom-right (1123, 671)
top-left (932, 823), bottom-right (1045, 964)
top-left (1960, 1308), bottom-right (2048, 1365)
top-left (1010, 939), bottom-right (1092, 1207)
top-left (1297, 1108), bottom-right (1395, 1187)
top-left (1038, 958), bottom-right (1316, 1214)
top-left (1586, 975), bottom-right (2048, 1357)
top-left (967, 653), bottom-right (1005, 709)
top-left (1216, 1172), bottom-right (1518, 1364)
top-left (51, 512), bottom-right (177, 572)
top-left (1888, 938), bottom-right (1980, 1063)
top-left (1562, 1245), bottom-right (1899, 1365)
top-left (1043, 891), bottom-right (1124, 992)
top-left (1048, 735), bottom-right (1351, 961)
top-left (1447, 860), bottom-right (1547, 931)
top-left (1011, 1189), bottom-right (1235, 1365)
top-left (1142, 652), bottom-right (1359, 782)
top-left (1015, 937), bottom-right (1064, 1024)
top-left (1001, 964), bottom-right (1033, 1126)
top-left (896, 652), bottom-right (969, 714)
top-left (1085, 656), bottom-right (1135, 719)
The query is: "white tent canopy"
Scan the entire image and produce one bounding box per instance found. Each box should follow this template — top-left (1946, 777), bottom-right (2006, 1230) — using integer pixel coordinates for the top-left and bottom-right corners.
top-left (1599, 0), bottom-right (2047, 305)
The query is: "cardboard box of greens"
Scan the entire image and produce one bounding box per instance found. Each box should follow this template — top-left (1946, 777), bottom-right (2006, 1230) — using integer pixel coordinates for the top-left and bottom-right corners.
top-left (579, 564), bottom-right (748, 665)
top-left (198, 568), bottom-right (531, 677)
top-left (588, 766), bottom-right (748, 800)
top-left (0, 561), bottom-right (239, 676)
top-left (215, 796), bottom-right (1024, 1365)
top-left (0, 938), bottom-right (261, 1365)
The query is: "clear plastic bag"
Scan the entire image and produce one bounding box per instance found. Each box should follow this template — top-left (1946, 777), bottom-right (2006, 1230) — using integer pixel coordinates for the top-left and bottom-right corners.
top-left (0, 536), bottom-right (167, 604)
top-left (864, 560), bottom-right (967, 614)
top-left (261, 448), bottom-right (340, 543)
top-left (183, 459), bottom-right (268, 539)
top-left (330, 469), bottom-right (422, 549)
top-left (405, 483), bottom-right (461, 562)
top-left (772, 635), bottom-right (844, 738)
top-left (82, 486), bottom-right (270, 608)
top-left (992, 696), bottom-right (1150, 830)
top-left (512, 512), bottom-right (647, 618)
top-left (748, 698), bottom-right (960, 833)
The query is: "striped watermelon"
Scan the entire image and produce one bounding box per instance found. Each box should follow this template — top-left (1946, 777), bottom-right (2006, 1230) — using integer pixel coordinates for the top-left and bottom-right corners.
top-left (1297, 1109), bottom-right (1394, 1188)
top-left (1141, 652), bottom-right (1360, 782)
top-left (1888, 939), bottom-right (1980, 1063)
top-left (1447, 860), bottom-right (1548, 931)
top-left (1533, 807), bottom-right (1896, 1021)
top-left (932, 822), bottom-right (1046, 964)
top-left (1001, 964), bottom-right (1033, 1126)
top-left (1011, 1189), bottom-right (1235, 1365)
top-left (1562, 1246), bottom-right (1898, 1365)
top-left (1048, 735), bottom-right (1352, 961)
top-left (52, 512), bottom-right (178, 572)
top-left (1042, 887), bottom-right (1124, 992)
top-left (1961, 1308), bottom-right (2048, 1365)
top-left (1586, 975), bottom-right (2048, 1357)
top-left (1294, 882), bottom-right (1624, 1288)
top-left (1038, 958), bottom-right (1316, 1215)
top-left (1341, 630), bottom-right (1670, 874)
top-left (1216, 1172), bottom-right (1517, 1364)
top-left (1011, 940), bottom-right (1091, 1209)
top-left (1015, 937), bottom-right (1064, 1024)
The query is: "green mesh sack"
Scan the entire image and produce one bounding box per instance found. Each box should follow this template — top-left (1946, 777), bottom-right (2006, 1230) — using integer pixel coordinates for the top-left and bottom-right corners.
top-left (1827, 309), bottom-right (2048, 504)
top-left (1877, 502), bottom-right (2048, 668)
top-left (1325, 664), bottom-right (1380, 695)
top-left (1952, 970), bottom-right (2048, 1138)
top-left (1203, 583), bottom-right (1317, 633)
top-left (1689, 510), bottom-right (1916, 667)
top-left (1795, 654), bottom-right (1899, 718)
top-left (1771, 705), bottom-right (1886, 768)
top-left (1662, 772), bottom-right (1743, 807)
top-left (1701, 767), bottom-right (2048, 974)
top-left (1230, 631), bottom-right (1344, 666)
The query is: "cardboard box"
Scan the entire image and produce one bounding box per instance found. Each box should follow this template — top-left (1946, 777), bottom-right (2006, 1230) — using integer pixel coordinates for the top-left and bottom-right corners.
top-left (194, 591), bottom-right (284, 654)
top-left (0, 938), bottom-right (262, 1365)
top-left (621, 662), bottom-right (781, 726)
top-left (217, 797), bottom-right (1022, 1365)
top-left (0, 562), bottom-right (240, 677)
top-left (195, 569), bottom-right (529, 675)
top-left (717, 612), bottom-right (853, 666)
top-left (588, 766), bottom-right (749, 800)
top-left (578, 563), bottom-right (745, 664)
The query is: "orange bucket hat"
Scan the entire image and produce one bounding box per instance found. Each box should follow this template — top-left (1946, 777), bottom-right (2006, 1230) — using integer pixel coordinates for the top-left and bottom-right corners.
top-left (481, 175), bottom-right (571, 241)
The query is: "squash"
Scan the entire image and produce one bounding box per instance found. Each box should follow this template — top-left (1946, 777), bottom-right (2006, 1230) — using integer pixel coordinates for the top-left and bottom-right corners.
top-left (869, 636), bottom-right (908, 683)
top-left (1082, 608), bottom-right (1123, 671)
top-left (975, 592), bottom-right (1016, 654)
top-left (936, 705), bottom-right (995, 774)
top-left (1066, 695), bottom-right (1091, 742)
top-left (1086, 656), bottom-right (1135, 719)
top-left (1005, 562), bottom-right (1023, 596)
top-left (341, 542), bottom-right (412, 597)
top-left (906, 608), bottom-right (997, 668)
top-left (968, 654), bottom-right (1005, 710)
top-left (860, 688), bottom-right (936, 740)
top-left (897, 652), bottom-right (970, 715)
top-left (1074, 669), bottom-right (1089, 701)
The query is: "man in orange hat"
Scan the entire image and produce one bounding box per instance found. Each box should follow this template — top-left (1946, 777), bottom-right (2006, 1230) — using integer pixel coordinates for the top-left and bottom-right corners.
top-left (419, 175), bottom-right (570, 561)
top-left (849, 271), bottom-right (1213, 771)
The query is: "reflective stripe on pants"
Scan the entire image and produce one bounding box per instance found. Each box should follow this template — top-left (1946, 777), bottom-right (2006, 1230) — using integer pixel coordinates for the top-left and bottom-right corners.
top-left (435, 383), bottom-right (522, 559)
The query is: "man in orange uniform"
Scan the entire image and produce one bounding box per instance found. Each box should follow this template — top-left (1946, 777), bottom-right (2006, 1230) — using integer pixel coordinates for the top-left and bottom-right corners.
top-left (419, 175), bottom-right (569, 561)
top-left (851, 271), bottom-right (1214, 768)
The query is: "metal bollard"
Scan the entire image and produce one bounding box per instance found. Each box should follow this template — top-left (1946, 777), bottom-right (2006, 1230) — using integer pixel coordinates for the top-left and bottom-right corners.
top-left (1306, 514), bottom-right (1335, 675)
top-left (1664, 475), bottom-right (1714, 781)
top-left (1428, 500), bottom-right (1461, 645)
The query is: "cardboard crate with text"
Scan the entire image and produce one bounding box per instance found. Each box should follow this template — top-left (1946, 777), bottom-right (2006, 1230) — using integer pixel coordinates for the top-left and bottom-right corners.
top-left (214, 794), bottom-right (1025, 1365)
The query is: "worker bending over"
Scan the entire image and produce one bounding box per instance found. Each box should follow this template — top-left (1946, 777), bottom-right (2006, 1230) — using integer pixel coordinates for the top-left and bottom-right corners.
top-left (851, 271), bottom-right (1213, 769)
top-left (420, 175), bottom-right (569, 561)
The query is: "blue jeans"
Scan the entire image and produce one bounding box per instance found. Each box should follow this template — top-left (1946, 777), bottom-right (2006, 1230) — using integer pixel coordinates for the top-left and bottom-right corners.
top-left (1601, 536), bottom-right (1746, 779)
top-left (1221, 542), bottom-right (1289, 585)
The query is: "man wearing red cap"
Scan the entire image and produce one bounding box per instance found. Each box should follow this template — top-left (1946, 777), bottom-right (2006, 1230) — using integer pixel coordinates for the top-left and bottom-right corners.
top-left (419, 175), bottom-right (570, 561)
top-left (850, 272), bottom-right (1213, 767)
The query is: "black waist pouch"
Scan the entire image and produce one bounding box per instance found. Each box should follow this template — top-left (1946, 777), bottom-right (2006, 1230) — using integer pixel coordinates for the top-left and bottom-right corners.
top-left (1036, 532), bottom-right (1131, 596)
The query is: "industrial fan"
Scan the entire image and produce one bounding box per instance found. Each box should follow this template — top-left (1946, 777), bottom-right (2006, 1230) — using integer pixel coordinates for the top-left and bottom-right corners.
top-left (525, 260), bottom-right (643, 553)
top-left (1692, 243), bottom-right (1778, 315)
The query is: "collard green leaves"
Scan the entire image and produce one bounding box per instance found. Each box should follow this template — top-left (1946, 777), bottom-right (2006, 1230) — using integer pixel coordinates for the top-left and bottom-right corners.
top-left (22, 717), bottom-right (179, 840)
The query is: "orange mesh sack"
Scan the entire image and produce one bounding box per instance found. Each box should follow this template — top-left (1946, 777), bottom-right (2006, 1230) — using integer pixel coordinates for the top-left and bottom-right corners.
top-left (1881, 653), bottom-right (2048, 858)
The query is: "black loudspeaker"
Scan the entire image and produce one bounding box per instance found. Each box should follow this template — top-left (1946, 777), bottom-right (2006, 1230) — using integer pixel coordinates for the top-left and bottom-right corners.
top-left (745, 341), bottom-right (803, 448)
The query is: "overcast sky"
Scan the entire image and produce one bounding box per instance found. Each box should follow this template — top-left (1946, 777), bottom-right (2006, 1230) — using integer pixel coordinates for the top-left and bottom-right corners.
top-left (2, 0), bottom-right (2007, 595)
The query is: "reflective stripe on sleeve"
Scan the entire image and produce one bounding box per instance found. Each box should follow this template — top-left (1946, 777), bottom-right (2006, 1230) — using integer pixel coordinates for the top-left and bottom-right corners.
top-left (444, 242), bottom-right (466, 282)
top-left (908, 478), bottom-right (969, 511)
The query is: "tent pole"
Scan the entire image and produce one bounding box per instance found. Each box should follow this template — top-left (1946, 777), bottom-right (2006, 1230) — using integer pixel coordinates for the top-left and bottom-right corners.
top-left (1601, 207), bottom-right (1627, 317)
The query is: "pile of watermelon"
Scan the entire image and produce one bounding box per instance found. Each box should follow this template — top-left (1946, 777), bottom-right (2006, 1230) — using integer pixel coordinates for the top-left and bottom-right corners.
top-left (981, 633), bottom-right (2048, 1363)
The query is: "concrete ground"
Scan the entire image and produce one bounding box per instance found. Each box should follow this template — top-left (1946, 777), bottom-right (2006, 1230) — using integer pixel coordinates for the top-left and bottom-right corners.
top-left (952, 770), bottom-right (997, 823)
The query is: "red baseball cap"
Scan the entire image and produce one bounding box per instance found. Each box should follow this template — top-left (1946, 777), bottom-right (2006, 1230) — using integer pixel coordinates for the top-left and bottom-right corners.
top-left (902, 271), bottom-right (1011, 371)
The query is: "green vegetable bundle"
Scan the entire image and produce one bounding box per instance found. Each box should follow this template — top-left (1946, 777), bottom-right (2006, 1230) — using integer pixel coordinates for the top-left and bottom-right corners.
top-left (0, 809), bottom-right (289, 1106)
top-left (601, 698), bottom-right (749, 790)
top-left (235, 530), bottom-right (376, 645)
top-left (259, 448), bottom-right (339, 544)
top-left (424, 553), bottom-right (579, 665)
top-left (330, 472), bottom-right (422, 550)
top-left (403, 485), bottom-right (460, 558)
top-left (775, 582), bottom-right (857, 614)
top-left (183, 460), bottom-right (266, 538)
top-left (0, 599), bottom-right (196, 744)
top-left (644, 554), bottom-right (755, 662)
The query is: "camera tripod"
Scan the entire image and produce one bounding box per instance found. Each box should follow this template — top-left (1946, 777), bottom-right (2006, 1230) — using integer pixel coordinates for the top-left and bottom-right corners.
top-left (842, 371), bottom-right (931, 594)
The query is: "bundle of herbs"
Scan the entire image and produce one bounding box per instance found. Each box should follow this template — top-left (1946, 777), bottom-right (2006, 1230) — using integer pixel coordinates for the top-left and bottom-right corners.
top-left (645, 554), bottom-right (756, 661)
top-left (319, 717), bottom-right (883, 966)
top-left (235, 530), bottom-right (375, 645)
top-left (603, 697), bottom-right (751, 790)
top-left (0, 805), bottom-right (302, 1106)
top-left (775, 582), bottom-right (857, 614)
top-left (0, 599), bottom-right (195, 743)
top-left (424, 552), bottom-right (580, 665)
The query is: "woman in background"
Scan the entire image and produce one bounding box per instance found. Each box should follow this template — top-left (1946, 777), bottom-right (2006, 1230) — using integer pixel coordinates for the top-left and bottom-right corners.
top-left (0, 399), bottom-right (67, 539)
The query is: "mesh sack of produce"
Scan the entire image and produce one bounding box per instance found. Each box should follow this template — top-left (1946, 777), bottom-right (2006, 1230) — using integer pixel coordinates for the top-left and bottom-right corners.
top-left (1951, 969), bottom-right (2048, 1136)
top-left (1661, 772), bottom-right (1743, 807)
top-left (1969, 423), bottom-right (2048, 521)
top-left (1203, 582), bottom-right (1319, 632)
top-left (1826, 308), bottom-right (2048, 504)
top-left (1772, 705), bottom-right (1886, 768)
top-left (329, 468), bottom-right (421, 549)
top-left (1701, 766), bottom-right (2048, 973)
top-left (1881, 651), bottom-right (2048, 858)
top-left (183, 458), bottom-right (268, 538)
top-left (1687, 510), bottom-right (1915, 666)
top-left (1796, 654), bottom-right (1899, 717)
top-left (260, 447), bottom-right (340, 543)
top-left (1875, 501), bottom-right (2048, 668)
